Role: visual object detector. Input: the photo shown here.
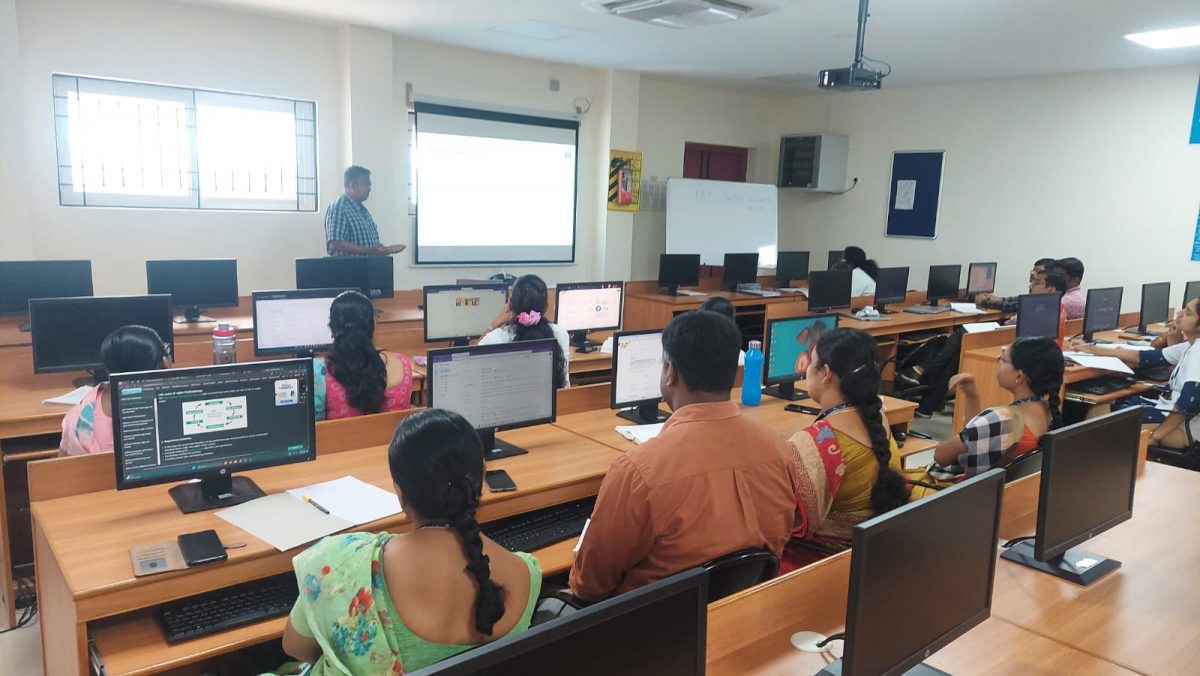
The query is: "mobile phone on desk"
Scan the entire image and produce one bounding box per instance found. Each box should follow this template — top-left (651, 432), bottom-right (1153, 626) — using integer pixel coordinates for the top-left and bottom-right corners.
top-left (485, 469), bottom-right (517, 493)
top-left (177, 530), bottom-right (227, 567)
top-left (785, 404), bottom-right (821, 415)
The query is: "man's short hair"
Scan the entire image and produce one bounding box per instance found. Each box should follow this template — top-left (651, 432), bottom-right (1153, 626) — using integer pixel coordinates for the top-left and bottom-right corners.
top-left (698, 296), bottom-right (736, 321)
top-left (344, 166), bottom-right (371, 188)
top-left (1039, 271), bottom-right (1068, 294)
top-left (1054, 257), bottom-right (1084, 281)
top-left (1034, 258), bottom-right (1057, 270)
top-left (662, 311), bottom-right (740, 393)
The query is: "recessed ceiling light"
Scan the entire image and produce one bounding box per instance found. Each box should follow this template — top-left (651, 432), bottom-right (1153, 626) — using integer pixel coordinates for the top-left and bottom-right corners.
top-left (1125, 25), bottom-right (1200, 49)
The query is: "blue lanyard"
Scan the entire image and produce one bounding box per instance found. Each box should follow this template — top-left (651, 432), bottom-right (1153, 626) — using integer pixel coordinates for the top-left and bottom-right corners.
top-left (818, 402), bottom-right (855, 420)
top-left (1011, 395), bottom-right (1041, 406)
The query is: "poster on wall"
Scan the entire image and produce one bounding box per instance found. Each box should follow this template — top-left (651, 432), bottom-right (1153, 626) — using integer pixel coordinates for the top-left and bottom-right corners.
top-left (1191, 206), bottom-right (1200, 262)
top-left (1191, 74), bottom-right (1200, 144)
top-left (608, 150), bottom-right (642, 212)
top-left (885, 150), bottom-right (945, 239)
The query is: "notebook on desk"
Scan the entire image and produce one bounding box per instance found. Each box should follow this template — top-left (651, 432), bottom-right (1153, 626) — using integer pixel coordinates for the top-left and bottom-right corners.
top-left (905, 304), bottom-right (952, 315)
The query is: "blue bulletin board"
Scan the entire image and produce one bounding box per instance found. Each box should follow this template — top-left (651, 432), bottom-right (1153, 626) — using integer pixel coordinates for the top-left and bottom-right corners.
top-left (885, 150), bottom-right (945, 239)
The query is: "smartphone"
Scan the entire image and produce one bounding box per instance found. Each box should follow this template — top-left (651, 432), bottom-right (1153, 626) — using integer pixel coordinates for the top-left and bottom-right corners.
top-left (177, 530), bottom-right (227, 566)
top-left (785, 404), bottom-right (822, 415)
top-left (484, 469), bottom-right (517, 493)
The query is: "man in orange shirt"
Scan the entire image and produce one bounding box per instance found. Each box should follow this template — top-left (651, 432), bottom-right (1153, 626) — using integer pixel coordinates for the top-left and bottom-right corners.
top-left (569, 311), bottom-right (798, 602)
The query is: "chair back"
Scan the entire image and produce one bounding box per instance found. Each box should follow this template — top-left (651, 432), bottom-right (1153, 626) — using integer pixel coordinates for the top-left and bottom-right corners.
top-left (701, 548), bottom-right (779, 602)
top-left (1000, 448), bottom-right (1042, 483)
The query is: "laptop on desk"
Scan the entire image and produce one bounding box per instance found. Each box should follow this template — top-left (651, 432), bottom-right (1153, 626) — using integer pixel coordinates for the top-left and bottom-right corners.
top-left (905, 304), bottom-right (952, 315)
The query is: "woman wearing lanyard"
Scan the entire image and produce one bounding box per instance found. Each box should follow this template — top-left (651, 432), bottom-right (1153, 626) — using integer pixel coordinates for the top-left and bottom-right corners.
top-left (780, 328), bottom-right (909, 574)
top-left (1070, 296), bottom-right (1200, 447)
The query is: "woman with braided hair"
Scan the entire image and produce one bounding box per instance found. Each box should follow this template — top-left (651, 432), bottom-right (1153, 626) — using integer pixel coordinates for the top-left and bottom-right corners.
top-left (313, 290), bottom-right (413, 420)
top-left (780, 328), bottom-right (909, 574)
top-left (283, 409), bottom-right (541, 673)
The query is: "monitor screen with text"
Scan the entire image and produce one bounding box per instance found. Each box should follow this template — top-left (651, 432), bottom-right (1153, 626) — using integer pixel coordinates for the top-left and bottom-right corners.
top-left (555, 282), bottom-right (623, 333)
top-left (428, 340), bottom-right (556, 431)
top-left (613, 330), bottom-right (664, 407)
top-left (424, 284), bottom-right (510, 342)
top-left (252, 289), bottom-right (347, 356)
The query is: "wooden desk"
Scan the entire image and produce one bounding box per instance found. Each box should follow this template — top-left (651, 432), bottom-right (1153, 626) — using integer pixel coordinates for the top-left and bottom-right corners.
top-left (32, 424), bottom-right (620, 675)
top-left (624, 290), bottom-right (806, 332)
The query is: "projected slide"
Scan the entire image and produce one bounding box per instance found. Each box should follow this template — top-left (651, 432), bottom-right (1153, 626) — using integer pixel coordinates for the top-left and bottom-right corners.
top-left (182, 396), bottom-right (248, 435)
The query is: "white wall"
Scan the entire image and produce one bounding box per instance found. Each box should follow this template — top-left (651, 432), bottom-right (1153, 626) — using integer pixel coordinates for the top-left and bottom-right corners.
top-left (777, 66), bottom-right (1200, 310)
top-left (0, 0), bottom-right (33, 259)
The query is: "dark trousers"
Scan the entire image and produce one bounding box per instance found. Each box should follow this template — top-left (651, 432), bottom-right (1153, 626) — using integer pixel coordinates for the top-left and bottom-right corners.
top-left (917, 331), bottom-right (964, 413)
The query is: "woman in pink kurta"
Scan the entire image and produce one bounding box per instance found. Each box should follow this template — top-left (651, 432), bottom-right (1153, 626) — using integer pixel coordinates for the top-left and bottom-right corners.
top-left (312, 291), bottom-right (413, 420)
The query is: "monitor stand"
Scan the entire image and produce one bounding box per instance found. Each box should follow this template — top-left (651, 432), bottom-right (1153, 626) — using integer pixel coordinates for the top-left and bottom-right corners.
top-left (764, 381), bottom-right (806, 401)
top-left (1000, 539), bottom-right (1120, 586)
top-left (74, 368), bottom-right (107, 388)
top-left (449, 338), bottom-right (469, 347)
top-left (664, 285), bottom-right (681, 296)
top-left (570, 330), bottom-right (599, 354)
top-left (617, 402), bottom-right (670, 425)
top-left (174, 306), bottom-right (214, 324)
top-left (875, 302), bottom-right (896, 315)
top-left (478, 429), bottom-right (528, 462)
top-left (169, 472), bottom-right (266, 514)
top-left (817, 660), bottom-right (948, 676)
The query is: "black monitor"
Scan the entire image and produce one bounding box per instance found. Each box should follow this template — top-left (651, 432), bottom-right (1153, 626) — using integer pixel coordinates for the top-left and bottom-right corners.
top-left (29, 295), bottom-right (174, 381)
top-left (775, 251), bottom-right (810, 288)
top-left (827, 249), bottom-right (843, 270)
top-left (111, 359), bottom-right (316, 514)
top-left (808, 468), bottom-right (1005, 676)
top-left (872, 267), bottom-right (909, 314)
top-left (723, 253), bottom-right (760, 291)
top-left (252, 288), bottom-right (351, 357)
top-left (554, 281), bottom-right (624, 353)
top-left (966, 262), bottom-right (997, 298)
top-left (145, 259), bottom-right (239, 324)
top-left (0, 260), bottom-right (93, 331)
top-left (1000, 407), bottom-right (1140, 586)
top-left (611, 329), bottom-right (669, 424)
top-left (1184, 280), bottom-right (1200, 308)
top-left (295, 257), bottom-right (394, 299)
top-left (1082, 287), bottom-right (1123, 342)
top-left (807, 270), bottom-right (852, 312)
top-left (1016, 292), bottom-right (1062, 340)
top-left (658, 254), bottom-right (700, 295)
top-left (763, 314), bottom-right (838, 401)
top-left (423, 284), bottom-right (510, 347)
top-left (427, 339), bottom-right (558, 461)
top-left (412, 567), bottom-right (708, 676)
top-left (1138, 281), bottom-right (1171, 334)
top-left (926, 265), bottom-right (962, 305)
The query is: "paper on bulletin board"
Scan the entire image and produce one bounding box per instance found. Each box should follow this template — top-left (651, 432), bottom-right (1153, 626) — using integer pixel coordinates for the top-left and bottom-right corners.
top-left (608, 150), bottom-right (642, 212)
top-left (894, 180), bottom-right (917, 210)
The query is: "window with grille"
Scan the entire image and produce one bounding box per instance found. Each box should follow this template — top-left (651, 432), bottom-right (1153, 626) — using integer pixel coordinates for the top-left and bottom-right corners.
top-left (53, 74), bottom-right (317, 211)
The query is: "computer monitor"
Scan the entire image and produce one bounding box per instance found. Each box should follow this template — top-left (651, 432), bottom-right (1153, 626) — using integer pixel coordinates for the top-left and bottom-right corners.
top-left (827, 249), bottom-right (843, 270)
top-left (295, 257), bottom-right (395, 299)
top-left (1184, 280), bottom-right (1200, 308)
top-left (872, 267), bottom-right (909, 314)
top-left (427, 339), bottom-right (558, 461)
top-left (763, 314), bottom-right (838, 401)
top-left (1016, 292), bottom-right (1062, 340)
top-left (1082, 287), bottom-right (1123, 342)
top-left (611, 329), bottom-right (669, 424)
top-left (807, 270), bottom-right (852, 312)
top-left (806, 468), bottom-right (1004, 676)
top-left (412, 567), bottom-right (708, 676)
top-left (1000, 407), bottom-right (1140, 586)
top-left (111, 358), bottom-right (316, 514)
top-left (775, 251), bottom-right (810, 288)
top-left (423, 283), bottom-right (510, 347)
top-left (145, 259), bottom-right (239, 324)
top-left (252, 288), bottom-right (350, 357)
top-left (1138, 281), bottom-right (1171, 334)
top-left (554, 281), bottom-right (624, 353)
top-left (723, 253), bottom-right (760, 291)
top-left (966, 262), bottom-right (997, 298)
top-left (926, 265), bottom-right (962, 305)
top-left (0, 260), bottom-right (93, 331)
top-left (658, 254), bottom-right (700, 295)
top-left (29, 295), bottom-right (174, 381)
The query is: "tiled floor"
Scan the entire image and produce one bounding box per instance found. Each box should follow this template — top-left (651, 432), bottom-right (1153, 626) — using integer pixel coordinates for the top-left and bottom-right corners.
top-left (0, 619), bottom-right (42, 676)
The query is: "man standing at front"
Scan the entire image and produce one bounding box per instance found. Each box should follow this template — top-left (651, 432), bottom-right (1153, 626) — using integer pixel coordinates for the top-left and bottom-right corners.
top-left (325, 166), bottom-right (407, 257)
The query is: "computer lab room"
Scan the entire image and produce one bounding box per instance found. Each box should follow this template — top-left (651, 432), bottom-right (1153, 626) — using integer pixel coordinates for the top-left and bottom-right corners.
top-left (2, 0), bottom-right (1200, 674)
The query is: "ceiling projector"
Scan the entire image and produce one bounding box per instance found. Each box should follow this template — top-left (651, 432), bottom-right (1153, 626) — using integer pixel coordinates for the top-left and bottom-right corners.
top-left (818, 0), bottom-right (888, 91)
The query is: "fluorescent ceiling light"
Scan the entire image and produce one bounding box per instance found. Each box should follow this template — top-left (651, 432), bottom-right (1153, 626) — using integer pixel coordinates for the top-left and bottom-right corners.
top-left (1124, 25), bottom-right (1200, 49)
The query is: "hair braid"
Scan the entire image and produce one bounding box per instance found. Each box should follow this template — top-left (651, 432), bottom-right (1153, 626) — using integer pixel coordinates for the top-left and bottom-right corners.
top-left (450, 479), bottom-right (506, 636)
top-left (1009, 337), bottom-right (1065, 431)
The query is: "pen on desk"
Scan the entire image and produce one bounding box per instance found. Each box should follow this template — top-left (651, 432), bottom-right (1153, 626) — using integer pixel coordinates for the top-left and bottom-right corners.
top-left (303, 494), bottom-right (331, 515)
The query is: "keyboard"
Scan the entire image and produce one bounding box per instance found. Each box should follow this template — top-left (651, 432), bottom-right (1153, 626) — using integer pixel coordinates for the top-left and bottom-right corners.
top-left (905, 304), bottom-right (952, 315)
top-left (1138, 365), bottom-right (1173, 382)
top-left (482, 496), bottom-right (597, 553)
top-left (158, 573), bottom-right (298, 644)
top-left (1073, 375), bottom-right (1135, 396)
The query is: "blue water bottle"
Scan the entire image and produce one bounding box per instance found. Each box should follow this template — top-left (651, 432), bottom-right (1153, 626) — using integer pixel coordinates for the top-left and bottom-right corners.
top-left (741, 340), bottom-right (763, 406)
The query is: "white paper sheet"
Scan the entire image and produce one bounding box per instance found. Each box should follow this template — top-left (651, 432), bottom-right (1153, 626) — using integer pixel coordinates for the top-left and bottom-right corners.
top-left (1063, 352), bottom-right (1135, 375)
top-left (949, 302), bottom-right (986, 315)
top-left (216, 493), bottom-right (352, 551)
top-left (601, 336), bottom-right (614, 354)
top-left (676, 289), bottom-right (707, 297)
top-left (962, 322), bottom-right (1003, 334)
top-left (894, 180), bottom-right (917, 210)
top-left (287, 476), bottom-right (403, 526)
top-left (614, 423), bottom-right (665, 444)
top-left (42, 386), bottom-right (93, 406)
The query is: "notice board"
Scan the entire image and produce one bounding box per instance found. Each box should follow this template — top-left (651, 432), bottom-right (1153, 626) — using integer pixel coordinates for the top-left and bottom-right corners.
top-left (885, 150), bottom-right (945, 239)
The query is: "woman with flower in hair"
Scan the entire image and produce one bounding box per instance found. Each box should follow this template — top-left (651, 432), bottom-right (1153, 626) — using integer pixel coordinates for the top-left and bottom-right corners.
top-left (480, 274), bottom-right (570, 388)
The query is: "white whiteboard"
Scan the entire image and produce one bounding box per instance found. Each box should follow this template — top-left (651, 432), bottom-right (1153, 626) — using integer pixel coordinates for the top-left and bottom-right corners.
top-left (666, 178), bottom-right (778, 267)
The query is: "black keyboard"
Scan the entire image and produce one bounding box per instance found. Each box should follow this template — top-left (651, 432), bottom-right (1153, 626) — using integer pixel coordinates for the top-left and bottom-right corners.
top-left (158, 573), bottom-right (298, 644)
top-left (482, 496), bottom-right (596, 553)
top-left (1138, 365), bottom-right (1173, 382)
top-left (1073, 375), bottom-right (1135, 396)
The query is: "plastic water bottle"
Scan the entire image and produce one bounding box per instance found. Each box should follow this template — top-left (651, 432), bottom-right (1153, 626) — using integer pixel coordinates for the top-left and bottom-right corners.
top-left (741, 340), bottom-right (764, 406)
top-left (212, 323), bottom-right (237, 365)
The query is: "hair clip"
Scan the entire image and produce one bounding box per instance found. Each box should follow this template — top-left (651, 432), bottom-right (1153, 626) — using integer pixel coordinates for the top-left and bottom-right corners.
top-left (517, 310), bottom-right (541, 326)
top-left (850, 363), bottom-right (870, 375)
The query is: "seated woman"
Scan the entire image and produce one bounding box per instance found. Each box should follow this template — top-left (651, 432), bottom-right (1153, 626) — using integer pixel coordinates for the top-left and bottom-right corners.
top-left (481, 274), bottom-right (569, 388)
top-left (60, 325), bottom-right (170, 456)
top-left (922, 337), bottom-right (1063, 484)
top-left (314, 290), bottom-right (412, 420)
top-left (781, 328), bottom-right (909, 573)
top-left (1070, 296), bottom-right (1200, 447)
top-left (283, 408), bottom-right (542, 673)
top-left (842, 246), bottom-right (879, 297)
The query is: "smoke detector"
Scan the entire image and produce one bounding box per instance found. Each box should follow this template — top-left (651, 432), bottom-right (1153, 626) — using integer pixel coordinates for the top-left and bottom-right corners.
top-left (583, 0), bottom-right (770, 29)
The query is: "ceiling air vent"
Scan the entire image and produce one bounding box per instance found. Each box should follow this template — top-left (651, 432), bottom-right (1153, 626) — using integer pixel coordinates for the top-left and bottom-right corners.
top-left (583, 0), bottom-right (769, 29)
